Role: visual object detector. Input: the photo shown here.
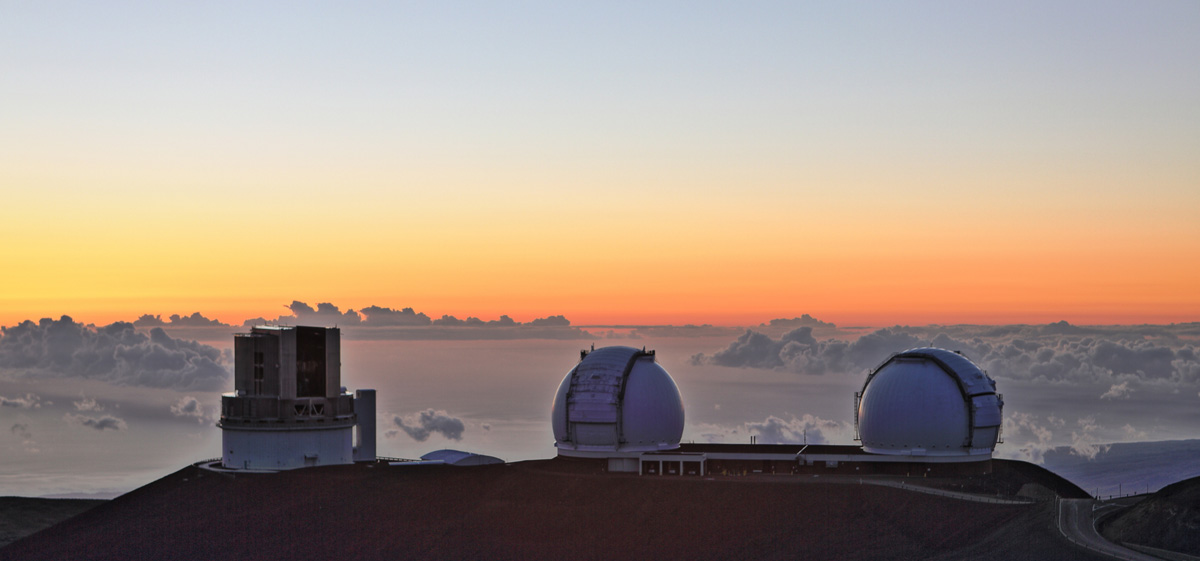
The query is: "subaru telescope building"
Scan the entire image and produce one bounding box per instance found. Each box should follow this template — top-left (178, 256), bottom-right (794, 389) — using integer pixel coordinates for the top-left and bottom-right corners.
top-left (219, 326), bottom-right (376, 470)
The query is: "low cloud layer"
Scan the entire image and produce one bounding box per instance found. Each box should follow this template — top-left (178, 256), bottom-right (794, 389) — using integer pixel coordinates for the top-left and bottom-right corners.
top-left (693, 322), bottom-right (1200, 391)
top-left (998, 412), bottom-right (1120, 463)
top-left (747, 414), bottom-right (847, 444)
top-left (234, 301), bottom-right (590, 340)
top-left (387, 409), bottom-right (465, 442)
top-left (694, 414), bottom-right (852, 445)
top-left (693, 326), bottom-right (922, 375)
top-left (0, 316), bottom-right (229, 391)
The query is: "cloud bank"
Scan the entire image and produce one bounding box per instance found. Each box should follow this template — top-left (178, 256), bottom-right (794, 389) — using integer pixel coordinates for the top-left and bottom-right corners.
top-left (233, 301), bottom-right (591, 340)
top-left (0, 316), bottom-right (229, 391)
top-left (692, 322), bottom-right (1200, 390)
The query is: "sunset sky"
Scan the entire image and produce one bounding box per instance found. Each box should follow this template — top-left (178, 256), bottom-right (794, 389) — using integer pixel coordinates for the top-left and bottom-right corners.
top-left (3, 1), bottom-right (1198, 327)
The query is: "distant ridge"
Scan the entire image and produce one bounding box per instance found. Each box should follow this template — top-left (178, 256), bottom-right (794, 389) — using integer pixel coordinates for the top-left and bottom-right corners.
top-left (1042, 439), bottom-right (1200, 496)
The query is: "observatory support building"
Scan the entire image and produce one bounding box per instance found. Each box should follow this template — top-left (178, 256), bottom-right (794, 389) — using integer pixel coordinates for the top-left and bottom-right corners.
top-left (218, 326), bottom-right (376, 470)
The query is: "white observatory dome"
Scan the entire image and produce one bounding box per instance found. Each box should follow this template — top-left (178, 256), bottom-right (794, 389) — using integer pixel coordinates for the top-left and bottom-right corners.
top-left (552, 346), bottom-right (685, 456)
top-left (855, 348), bottom-right (1003, 457)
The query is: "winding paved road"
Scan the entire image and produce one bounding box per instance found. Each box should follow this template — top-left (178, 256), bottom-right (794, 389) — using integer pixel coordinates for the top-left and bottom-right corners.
top-left (1057, 498), bottom-right (1161, 561)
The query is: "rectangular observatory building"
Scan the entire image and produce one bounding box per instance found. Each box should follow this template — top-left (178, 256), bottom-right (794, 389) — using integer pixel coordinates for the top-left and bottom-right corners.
top-left (219, 326), bottom-right (375, 470)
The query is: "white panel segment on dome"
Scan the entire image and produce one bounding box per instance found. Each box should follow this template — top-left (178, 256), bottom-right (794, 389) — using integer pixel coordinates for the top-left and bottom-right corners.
top-left (565, 347), bottom-right (643, 447)
top-left (969, 393), bottom-right (1003, 450)
top-left (567, 347), bottom-right (633, 424)
top-left (925, 349), bottom-right (997, 397)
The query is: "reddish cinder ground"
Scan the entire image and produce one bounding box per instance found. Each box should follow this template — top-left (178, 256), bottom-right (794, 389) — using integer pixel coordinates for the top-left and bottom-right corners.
top-left (0, 459), bottom-right (1095, 561)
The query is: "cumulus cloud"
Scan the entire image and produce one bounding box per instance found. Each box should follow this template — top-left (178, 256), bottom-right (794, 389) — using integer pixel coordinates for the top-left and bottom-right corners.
top-left (73, 396), bottom-right (104, 412)
top-left (288, 301), bottom-right (362, 326)
top-left (167, 312), bottom-right (228, 327)
top-left (1100, 381), bottom-right (1133, 400)
top-left (431, 315), bottom-right (484, 327)
top-left (1069, 416), bottom-right (1110, 460)
top-left (244, 301), bottom-right (362, 328)
top-left (1122, 423), bottom-right (1148, 440)
top-left (527, 315), bottom-right (571, 327)
top-left (170, 396), bottom-right (210, 423)
top-left (431, 314), bottom-right (517, 327)
top-left (387, 409), bottom-right (465, 442)
top-left (0, 316), bottom-right (229, 391)
top-left (132, 314), bottom-right (167, 327)
top-left (134, 313), bottom-right (229, 327)
top-left (0, 393), bottom-right (44, 409)
top-left (694, 326), bottom-right (919, 376)
top-left (64, 413), bottom-right (127, 431)
top-left (359, 306), bottom-right (432, 327)
top-left (760, 315), bottom-right (837, 330)
top-left (1000, 412), bottom-right (1055, 463)
top-left (747, 414), bottom-right (847, 444)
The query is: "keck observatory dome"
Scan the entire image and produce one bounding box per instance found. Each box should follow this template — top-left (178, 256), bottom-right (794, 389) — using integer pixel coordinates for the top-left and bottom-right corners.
top-left (552, 346), bottom-right (685, 457)
top-left (856, 348), bottom-right (1003, 458)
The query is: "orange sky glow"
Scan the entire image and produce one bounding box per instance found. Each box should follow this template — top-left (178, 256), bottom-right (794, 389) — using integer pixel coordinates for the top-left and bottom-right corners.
top-left (3, 4), bottom-right (1198, 329)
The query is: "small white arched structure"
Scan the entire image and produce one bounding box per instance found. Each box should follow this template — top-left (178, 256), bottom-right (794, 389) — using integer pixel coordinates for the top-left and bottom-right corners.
top-left (552, 346), bottom-right (685, 465)
top-left (855, 347), bottom-right (1003, 459)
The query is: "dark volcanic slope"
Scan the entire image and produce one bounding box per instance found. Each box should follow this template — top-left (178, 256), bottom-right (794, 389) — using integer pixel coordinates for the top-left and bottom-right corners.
top-left (1101, 475), bottom-right (1200, 556)
top-left (0, 497), bottom-right (105, 548)
top-left (1, 459), bottom-right (1090, 561)
top-left (990, 459), bottom-right (1093, 498)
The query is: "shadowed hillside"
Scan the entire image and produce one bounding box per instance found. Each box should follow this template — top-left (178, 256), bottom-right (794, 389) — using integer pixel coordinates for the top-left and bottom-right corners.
top-left (1, 459), bottom-right (1108, 561)
top-left (915, 459), bottom-right (1091, 499)
top-left (1100, 475), bottom-right (1200, 556)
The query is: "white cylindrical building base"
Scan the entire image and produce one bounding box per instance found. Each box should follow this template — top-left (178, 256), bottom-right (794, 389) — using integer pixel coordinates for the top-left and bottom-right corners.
top-left (353, 389), bottom-right (376, 462)
top-left (221, 424), bottom-right (354, 470)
